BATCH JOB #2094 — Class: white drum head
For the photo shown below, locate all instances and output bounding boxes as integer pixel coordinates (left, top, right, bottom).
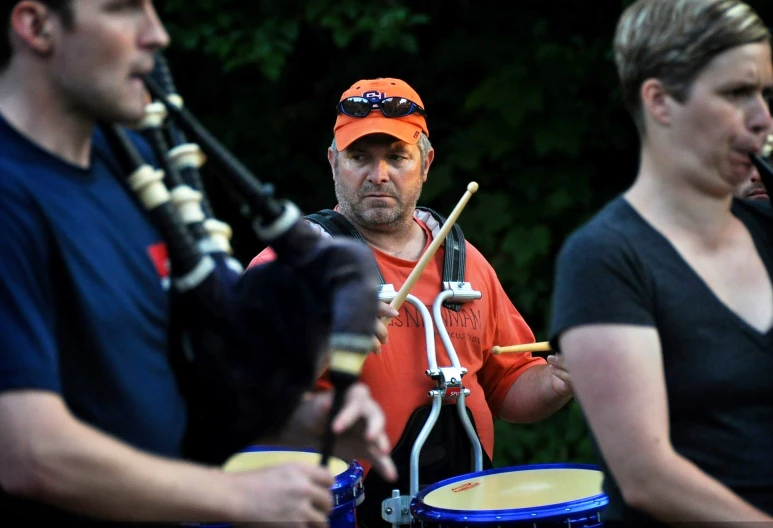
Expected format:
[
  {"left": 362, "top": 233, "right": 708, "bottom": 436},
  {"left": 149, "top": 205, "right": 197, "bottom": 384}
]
[
  {"left": 223, "top": 449, "right": 349, "bottom": 477},
  {"left": 422, "top": 467, "right": 604, "bottom": 511}
]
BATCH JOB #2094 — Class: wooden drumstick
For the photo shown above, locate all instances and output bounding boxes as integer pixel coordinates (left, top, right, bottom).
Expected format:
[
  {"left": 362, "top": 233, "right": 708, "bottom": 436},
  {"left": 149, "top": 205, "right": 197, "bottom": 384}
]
[
  {"left": 492, "top": 341, "right": 552, "bottom": 355},
  {"left": 385, "top": 181, "right": 479, "bottom": 319}
]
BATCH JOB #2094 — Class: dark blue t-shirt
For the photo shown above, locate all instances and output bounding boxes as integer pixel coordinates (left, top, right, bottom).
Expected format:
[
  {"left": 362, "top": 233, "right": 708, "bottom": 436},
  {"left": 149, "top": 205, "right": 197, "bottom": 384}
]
[
  {"left": 550, "top": 196, "right": 773, "bottom": 522},
  {"left": 0, "top": 116, "right": 187, "bottom": 468}
]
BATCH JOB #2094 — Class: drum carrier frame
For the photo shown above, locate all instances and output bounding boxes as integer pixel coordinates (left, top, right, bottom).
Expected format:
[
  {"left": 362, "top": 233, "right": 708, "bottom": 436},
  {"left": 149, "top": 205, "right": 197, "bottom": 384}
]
[{"left": 377, "top": 281, "right": 485, "bottom": 527}]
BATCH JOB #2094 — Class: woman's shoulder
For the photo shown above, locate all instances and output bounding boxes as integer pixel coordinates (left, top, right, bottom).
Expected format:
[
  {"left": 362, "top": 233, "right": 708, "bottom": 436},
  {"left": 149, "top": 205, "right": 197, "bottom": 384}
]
[{"left": 559, "top": 196, "right": 645, "bottom": 259}]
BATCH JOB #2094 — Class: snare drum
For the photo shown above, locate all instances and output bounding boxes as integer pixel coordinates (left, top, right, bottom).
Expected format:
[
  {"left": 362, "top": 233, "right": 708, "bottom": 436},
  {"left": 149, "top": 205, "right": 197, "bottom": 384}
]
[
  {"left": 226, "top": 447, "right": 364, "bottom": 528},
  {"left": 187, "top": 446, "right": 364, "bottom": 528},
  {"left": 411, "top": 463, "right": 608, "bottom": 527}
]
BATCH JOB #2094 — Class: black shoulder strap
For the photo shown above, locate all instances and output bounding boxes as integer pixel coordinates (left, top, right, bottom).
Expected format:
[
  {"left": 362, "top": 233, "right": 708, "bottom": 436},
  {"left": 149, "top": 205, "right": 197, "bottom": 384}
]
[
  {"left": 415, "top": 206, "right": 466, "bottom": 285},
  {"left": 415, "top": 206, "right": 466, "bottom": 311},
  {"left": 306, "top": 208, "right": 467, "bottom": 311},
  {"left": 306, "top": 210, "right": 387, "bottom": 285},
  {"left": 306, "top": 209, "right": 364, "bottom": 240}
]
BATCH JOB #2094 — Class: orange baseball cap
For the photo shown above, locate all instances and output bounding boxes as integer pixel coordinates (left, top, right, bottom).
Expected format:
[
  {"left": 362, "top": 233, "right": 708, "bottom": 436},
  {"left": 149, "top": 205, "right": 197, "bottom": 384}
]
[{"left": 333, "top": 78, "right": 429, "bottom": 151}]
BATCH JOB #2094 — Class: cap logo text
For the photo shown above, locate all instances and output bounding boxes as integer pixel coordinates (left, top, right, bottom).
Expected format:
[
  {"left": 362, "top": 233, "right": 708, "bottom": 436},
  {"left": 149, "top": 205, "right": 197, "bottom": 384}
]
[{"left": 362, "top": 90, "right": 385, "bottom": 102}]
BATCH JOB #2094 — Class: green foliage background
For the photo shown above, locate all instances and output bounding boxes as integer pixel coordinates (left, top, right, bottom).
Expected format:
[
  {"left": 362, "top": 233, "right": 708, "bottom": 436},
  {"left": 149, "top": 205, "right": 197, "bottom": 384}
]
[{"left": 158, "top": 0, "right": 773, "bottom": 469}]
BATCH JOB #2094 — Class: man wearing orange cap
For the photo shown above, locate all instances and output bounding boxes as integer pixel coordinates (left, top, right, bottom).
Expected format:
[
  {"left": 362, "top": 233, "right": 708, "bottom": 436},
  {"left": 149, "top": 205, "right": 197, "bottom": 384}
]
[{"left": 251, "top": 78, "right": 573, "bottom": 528}]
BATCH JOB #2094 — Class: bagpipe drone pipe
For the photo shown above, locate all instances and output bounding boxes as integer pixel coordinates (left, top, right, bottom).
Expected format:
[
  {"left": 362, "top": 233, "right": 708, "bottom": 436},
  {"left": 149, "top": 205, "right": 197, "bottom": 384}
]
[{"left": 100, "top": 54, "right": 379, "bottom": 465}]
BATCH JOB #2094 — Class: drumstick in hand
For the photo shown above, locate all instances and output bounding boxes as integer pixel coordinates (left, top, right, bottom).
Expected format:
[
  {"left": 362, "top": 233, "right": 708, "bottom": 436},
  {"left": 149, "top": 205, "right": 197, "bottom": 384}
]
[
  {"left": 492, "top": 341, "right": 552, "bottom": 355},
  {"left": 384, "top": 182, "right": 479, "bottom": 320}
]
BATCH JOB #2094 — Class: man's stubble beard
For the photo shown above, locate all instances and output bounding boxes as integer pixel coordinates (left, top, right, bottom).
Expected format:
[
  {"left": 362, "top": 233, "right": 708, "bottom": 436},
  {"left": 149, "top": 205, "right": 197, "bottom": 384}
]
[{"left": 333, "top": 170, "right": 423, "bottom": 233}]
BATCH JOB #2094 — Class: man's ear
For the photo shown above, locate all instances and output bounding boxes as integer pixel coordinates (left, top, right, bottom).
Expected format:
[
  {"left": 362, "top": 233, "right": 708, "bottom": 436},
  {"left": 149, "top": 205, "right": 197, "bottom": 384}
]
[
  {"left": 641, "top": 78, "right": 673, "bottom": 127},
  {"left": 9, "top": 1, "right": 57, "bottom": 56},
  {"left": 422, "top": 147, "right": 435, "bottom": 183},
  {"left": 327, "top": 147, "right": 337, "bottom": 180}
]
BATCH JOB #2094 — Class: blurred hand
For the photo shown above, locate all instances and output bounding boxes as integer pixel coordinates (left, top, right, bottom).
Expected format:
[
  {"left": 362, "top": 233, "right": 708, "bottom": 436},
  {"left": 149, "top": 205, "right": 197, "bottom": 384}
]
[
  {"left": 546, "top": 354, "right": 573, "bottom": 397},
  {"left": 372, "top": 302, "right": 398, "bottom": 354},
  {"left": 231, "top": 462, "right": 333, "bottom": 527},
  {"left": 282, "top": 383, "right": 397, "bottom": 483}
]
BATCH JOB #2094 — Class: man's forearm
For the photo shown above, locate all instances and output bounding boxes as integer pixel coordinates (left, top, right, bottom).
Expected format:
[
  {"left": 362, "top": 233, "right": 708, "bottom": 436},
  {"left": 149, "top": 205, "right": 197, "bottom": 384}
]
[
  {"left": 498, "top": 364, "right": 572, "bottom": 422},
  {"left": 36, "top": 429, "right": 238, "bottom": 521},
  {"left": 3, "top": 406, "right": 241, "bottom": 522}
]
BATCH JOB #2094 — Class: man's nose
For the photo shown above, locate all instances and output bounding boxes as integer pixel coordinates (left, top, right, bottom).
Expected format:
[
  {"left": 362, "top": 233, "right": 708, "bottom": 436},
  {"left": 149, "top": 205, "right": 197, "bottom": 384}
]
[
  {"left": 140, "top": 3, "right": 171, "bottom": 51},
  {"left": 368, "top": 159, "right": 390, "bottom": 184}
]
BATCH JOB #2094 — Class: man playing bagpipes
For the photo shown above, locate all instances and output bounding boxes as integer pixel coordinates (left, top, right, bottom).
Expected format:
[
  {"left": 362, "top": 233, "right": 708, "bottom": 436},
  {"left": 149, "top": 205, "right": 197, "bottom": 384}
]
[{"left": 0, "top": 0, "right": 395, "bottom": 525}]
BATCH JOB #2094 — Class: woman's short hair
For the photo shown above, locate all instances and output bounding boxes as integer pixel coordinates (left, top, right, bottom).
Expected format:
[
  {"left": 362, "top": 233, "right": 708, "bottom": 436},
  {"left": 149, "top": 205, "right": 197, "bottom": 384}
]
[{"left": 614, "top": 0, "right": 769, "bottom": 135}]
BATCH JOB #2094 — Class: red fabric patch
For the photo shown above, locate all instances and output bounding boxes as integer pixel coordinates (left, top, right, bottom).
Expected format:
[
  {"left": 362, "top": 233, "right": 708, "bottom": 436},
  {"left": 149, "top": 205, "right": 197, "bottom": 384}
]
[{"left": 147, "top": 242, "right": 170, "bottom": 279}]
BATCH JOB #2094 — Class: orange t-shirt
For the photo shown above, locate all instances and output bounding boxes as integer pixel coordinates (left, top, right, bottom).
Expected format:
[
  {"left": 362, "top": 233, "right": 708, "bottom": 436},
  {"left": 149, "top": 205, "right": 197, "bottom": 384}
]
[{"left": 250, "top": 217, "right": 543, "bottom": 475}]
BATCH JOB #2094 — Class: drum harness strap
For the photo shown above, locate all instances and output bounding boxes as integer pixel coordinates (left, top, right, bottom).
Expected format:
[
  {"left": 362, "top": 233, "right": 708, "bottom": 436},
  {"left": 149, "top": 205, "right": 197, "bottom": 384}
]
[{"left": 305, "top": 207, "right": 467, "bottom": 311}]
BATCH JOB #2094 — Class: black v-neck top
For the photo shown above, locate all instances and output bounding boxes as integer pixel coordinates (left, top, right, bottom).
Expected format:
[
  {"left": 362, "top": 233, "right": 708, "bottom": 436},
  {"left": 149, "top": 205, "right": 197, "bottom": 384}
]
[{"left": 550, "top": 196, "right": 773, "bottom": 522}]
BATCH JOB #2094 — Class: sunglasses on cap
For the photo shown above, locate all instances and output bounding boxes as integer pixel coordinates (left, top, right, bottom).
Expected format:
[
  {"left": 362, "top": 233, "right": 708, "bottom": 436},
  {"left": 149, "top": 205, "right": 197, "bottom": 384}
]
[{"left": 337, "top": 96, "right": 427, "bottom": 118}]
